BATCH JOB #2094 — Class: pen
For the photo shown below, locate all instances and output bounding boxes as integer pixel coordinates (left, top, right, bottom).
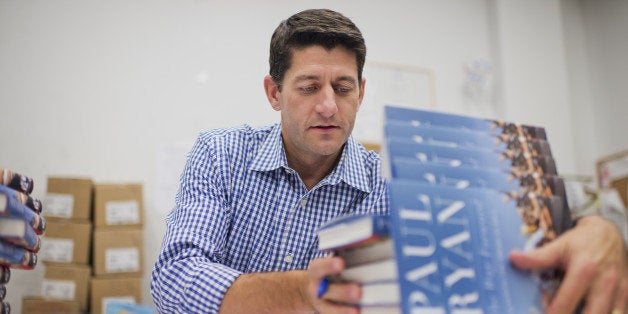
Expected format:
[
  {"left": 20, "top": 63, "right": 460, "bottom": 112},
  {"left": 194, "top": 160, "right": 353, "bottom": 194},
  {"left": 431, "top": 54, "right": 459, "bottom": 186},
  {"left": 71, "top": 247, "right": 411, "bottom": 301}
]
[{"left": 317, "top": 277, "right": 329, "bottom": 298}]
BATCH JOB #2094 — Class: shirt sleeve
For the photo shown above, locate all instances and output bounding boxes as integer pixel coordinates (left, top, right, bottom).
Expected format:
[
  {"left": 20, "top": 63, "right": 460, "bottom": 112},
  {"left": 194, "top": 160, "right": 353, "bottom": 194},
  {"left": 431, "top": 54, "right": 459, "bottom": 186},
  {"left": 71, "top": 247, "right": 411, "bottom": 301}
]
[{"left": 151, "top": 134, "right": 240, "bottom": 313}]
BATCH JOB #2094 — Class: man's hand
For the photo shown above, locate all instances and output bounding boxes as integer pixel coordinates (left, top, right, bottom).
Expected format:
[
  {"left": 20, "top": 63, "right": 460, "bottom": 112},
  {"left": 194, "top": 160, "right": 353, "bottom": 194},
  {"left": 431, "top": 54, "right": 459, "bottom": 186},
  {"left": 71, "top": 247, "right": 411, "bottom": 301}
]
[
  {"left": 307, "top": 256, "right": 362, "bottom": 314},
  {"left": 510, "top": 215, "right": 628, "bottom": 314}
]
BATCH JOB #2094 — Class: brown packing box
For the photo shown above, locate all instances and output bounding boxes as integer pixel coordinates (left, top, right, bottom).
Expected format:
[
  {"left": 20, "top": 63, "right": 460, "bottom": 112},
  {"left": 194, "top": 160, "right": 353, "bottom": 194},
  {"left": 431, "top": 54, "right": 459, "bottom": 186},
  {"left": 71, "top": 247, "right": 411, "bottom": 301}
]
[
  {"left": 93, "top": 227, "right": 143, "bottom": 277},
  {"left": 40, "top": 219, "right": 92, "bottom": 264},
  {"left": 45, "top": 177, "right": 93, "bottom": 220},
  {"left": 597, "top": 150, "right": 628, "bottom": 207},
  {"left": 90, "top": 276, "right": 142, "bottom": 314},
  {"left": 42, "top": 263, "right": 91, "bottom": 311},
  {"left": 93, "top": 183, "right": 144, "bottom": 228},
  {"left": 21, "top": 296, "right": 80, "bottom": 314}
]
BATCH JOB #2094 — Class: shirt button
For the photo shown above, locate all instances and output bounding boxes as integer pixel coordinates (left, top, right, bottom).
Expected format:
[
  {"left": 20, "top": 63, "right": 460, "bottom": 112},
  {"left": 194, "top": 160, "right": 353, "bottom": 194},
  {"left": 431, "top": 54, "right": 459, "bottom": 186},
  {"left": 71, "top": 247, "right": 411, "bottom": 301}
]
[
  {"left": 299, "top": 199, "right": 307, "bottom": 208},
  {"left": 284, "top": 253, "right": 293, "bottom": 263}
]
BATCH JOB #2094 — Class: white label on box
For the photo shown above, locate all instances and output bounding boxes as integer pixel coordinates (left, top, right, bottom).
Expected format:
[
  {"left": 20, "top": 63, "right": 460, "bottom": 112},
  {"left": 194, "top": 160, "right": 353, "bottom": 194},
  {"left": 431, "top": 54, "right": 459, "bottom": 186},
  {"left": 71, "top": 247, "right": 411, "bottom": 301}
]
[
  {"left": 105, "top": 247, "right": 140, "bottom": 273},
  {"left": 39, "top": 238, "right": 74, "bottom": 263},
  {"left": 44, "top": 193, "right": 74, "bottom": 218},
  {"left": 41, "top": 279, "right": 76, "bottom": 300},
  {"left": 105, "top": 200, "right": 140, "bottom": 225},
  {"left": 102, "top": 296, "right": 135, "bottom": 314}
]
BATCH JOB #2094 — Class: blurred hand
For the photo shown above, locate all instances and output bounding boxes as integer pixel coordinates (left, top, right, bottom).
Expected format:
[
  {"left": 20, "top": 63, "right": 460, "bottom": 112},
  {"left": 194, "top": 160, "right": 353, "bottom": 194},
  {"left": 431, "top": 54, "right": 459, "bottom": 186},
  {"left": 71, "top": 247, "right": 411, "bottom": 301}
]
[
  {"left": 510, "top": 215, "right": 628, "bottom": 314},
  {"left": 307, "top": 256, "right": 362, "bottom": 314},
  {"left": 0, "top": 169, "right": 43, "bottom": 269}
]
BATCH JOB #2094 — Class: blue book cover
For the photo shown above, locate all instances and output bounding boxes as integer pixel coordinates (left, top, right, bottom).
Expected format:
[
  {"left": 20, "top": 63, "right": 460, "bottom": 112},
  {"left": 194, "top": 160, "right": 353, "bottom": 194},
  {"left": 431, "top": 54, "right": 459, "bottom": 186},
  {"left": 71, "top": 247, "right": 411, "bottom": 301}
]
[
  {"left": 385, "top": 121, "right": 507, "bottom": 151},
  {"left": 317, "top": 214, "right": 390, "bottom": 250},
  {"left": 384, "top": 124, "right": 557, "bottom": 176},
  {"left": 385, "top": 137, "right": 513, "bottom": 172},
  {"left": 391, "top": 157, "right": 572, "bottom": 238},
  {"left": 384, "top": 105, "right": 547, "bottom": 141},
  {"left": 384, "top": 105, "right": 568, "bottom": 313},
  {"left": 390, "top": 180, "right": 554, "bottom": 314},
  {"left": 390, "top": 157, "right": 521, "bottom": 192}
]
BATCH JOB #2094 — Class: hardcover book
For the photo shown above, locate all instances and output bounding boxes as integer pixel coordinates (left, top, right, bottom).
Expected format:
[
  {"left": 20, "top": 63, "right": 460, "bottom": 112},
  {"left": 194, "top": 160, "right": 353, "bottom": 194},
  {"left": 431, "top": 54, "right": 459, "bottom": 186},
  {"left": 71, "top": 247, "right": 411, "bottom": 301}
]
[
  {"left": 317, "top": 214, "right": 390, "bottom": 251},
  {"left": 337, "top": 237, "right": 394, "bottom": 268},
  {"left": 384, "top": 105, "right": 568, "bottom": 314},
  {"left": 384, "top": 105, "right": 547, "bottom": 141},
  {"left": 359, "top": 280, "right": 400, "bottom": 306},
  {"left": 336, "top": 258, "right": 397, "bottom": 283}
]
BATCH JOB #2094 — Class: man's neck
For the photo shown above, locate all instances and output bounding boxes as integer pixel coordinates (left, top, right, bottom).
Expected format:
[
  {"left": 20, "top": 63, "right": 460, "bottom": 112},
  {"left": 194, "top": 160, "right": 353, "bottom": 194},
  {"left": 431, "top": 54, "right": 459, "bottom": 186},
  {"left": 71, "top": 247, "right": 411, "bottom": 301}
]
[{"left": 286, "top": 150, "right": 342, "bottom": 191}]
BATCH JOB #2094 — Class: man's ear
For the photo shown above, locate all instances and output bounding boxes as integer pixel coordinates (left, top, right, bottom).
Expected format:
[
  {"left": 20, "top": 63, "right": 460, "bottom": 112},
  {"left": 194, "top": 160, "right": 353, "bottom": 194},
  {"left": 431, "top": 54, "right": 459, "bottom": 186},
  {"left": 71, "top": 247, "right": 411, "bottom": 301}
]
[
  {"left": 264, "top": 75, "right": 281, "bottom": 111},
  {"left": 357, "top": 77, "right": 366, "bottom": 110}
]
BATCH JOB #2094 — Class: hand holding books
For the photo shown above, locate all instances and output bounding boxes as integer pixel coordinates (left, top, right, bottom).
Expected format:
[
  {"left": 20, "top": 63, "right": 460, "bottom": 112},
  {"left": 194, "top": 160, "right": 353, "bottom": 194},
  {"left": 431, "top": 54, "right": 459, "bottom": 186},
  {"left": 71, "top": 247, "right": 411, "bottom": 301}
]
[
  {"left": 1, "top": 168, "right": 45, "bottom": 270},
  {"left": 0, "top": 168, "right": 45, "bottom": 314},
  {"left": 314, "top": 214, "right": 399, "bottom": 313}
]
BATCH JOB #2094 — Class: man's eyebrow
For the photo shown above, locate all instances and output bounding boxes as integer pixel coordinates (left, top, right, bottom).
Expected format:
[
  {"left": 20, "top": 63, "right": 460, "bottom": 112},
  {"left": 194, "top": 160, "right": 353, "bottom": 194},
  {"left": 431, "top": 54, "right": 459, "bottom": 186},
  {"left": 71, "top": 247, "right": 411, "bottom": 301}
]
[
  {"left": 292, "top": 75, "right": 357, "bottom": 85},
  {"left": 294, "top": 75, "right": 320, "bottom": 82},
  {"left": 335, "top": 76, "right": 357, "bottom": 86}
]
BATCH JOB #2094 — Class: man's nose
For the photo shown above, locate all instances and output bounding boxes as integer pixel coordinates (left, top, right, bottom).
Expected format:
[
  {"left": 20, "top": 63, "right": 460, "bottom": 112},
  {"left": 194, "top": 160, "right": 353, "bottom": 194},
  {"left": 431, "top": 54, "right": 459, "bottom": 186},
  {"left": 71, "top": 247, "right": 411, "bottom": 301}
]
[{"left": 316, "top": 85, "right": 338, "bottom": 118}]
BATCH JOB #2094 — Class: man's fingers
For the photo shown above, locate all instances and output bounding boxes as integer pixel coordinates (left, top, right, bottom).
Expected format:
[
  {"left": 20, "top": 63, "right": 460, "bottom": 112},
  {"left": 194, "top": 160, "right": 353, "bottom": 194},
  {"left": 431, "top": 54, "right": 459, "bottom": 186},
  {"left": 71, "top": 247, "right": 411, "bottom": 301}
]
[
  {"left": 509, "top": 236, "right": 565, "bottom": 270},
  {"left": 612, "top": 273, "right": 628, "bottom": 314},
  {"left": 308, "top": 256, "right": 343, "bottom": 279},
  {"left": 580, "top": 265, "right": 618, "bottom": 314},
  {"left": 544, "top": 258, "right": 591, "bottom": 314},
  {"left": 320, "top": 281, "right": 361, "bottom": 304}
]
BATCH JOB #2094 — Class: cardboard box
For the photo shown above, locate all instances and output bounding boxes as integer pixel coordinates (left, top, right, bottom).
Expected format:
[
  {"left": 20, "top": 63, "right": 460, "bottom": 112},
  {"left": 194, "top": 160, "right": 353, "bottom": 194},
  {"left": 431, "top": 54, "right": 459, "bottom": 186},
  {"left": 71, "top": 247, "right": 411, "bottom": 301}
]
[
  {"left": 45, "top": 177, "right": 93, "bottom": 220},
  {"left": 41, "top": 263, "right": 92, "bottom": 311},
  {"left": 597, "top": 150, "right": 628, "bottom": 207},
  {"left": 93, "top": 183, "right": 144, "bottom": 228},
  {"left": 93, "top": 228, "right": 143, "bottom": 277},
  {"left": 40, "top": 219, "right": 92, "bottom": 264},
  {"left": 21, "top": 296, "right": 80, "bottom": 314},
  {"left": 90, "top": 276, "right": 142, "bottom": 314}
]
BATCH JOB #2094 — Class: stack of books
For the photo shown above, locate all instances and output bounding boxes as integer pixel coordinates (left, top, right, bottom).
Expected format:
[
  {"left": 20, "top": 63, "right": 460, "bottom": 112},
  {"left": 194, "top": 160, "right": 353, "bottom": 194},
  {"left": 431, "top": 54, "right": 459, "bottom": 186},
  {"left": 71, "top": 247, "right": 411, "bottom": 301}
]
[
  {"left": 316, "top": 214, "right": 400, "bottom": 313},
  {"left": 383, "top": 105, "right": 571, "bottom": 313},
  {"left": 316, "top": 106, "right": 571, "bottom": 313}
]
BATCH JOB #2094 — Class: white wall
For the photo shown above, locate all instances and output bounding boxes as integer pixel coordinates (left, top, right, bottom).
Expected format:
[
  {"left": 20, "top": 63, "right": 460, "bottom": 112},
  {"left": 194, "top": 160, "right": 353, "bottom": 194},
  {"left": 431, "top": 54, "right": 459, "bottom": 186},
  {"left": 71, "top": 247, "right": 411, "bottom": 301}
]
[
  {"left": 0, "top": 0, "right": 625, "bottom": 312},
  {"left": 0, "top": 1, "right": 494, "bottom": 312},
  {"left": 580, "top": 0, "right": 628, "bottom": 160}
]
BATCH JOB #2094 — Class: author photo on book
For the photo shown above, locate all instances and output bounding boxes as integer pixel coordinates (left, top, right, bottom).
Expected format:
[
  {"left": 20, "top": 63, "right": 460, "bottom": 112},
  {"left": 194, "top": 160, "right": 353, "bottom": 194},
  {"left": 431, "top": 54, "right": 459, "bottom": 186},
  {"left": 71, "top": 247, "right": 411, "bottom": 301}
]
[{"left": 150, "top": 8, "right": 628, "bottom": 314}]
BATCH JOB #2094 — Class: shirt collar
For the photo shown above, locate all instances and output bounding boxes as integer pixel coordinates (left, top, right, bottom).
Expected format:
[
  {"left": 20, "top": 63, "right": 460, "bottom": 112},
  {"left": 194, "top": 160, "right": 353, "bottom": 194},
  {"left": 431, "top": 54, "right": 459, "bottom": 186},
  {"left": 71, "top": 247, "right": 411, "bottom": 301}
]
[{"left": 249, "top": 123, "right": 372, "bottom": 193}]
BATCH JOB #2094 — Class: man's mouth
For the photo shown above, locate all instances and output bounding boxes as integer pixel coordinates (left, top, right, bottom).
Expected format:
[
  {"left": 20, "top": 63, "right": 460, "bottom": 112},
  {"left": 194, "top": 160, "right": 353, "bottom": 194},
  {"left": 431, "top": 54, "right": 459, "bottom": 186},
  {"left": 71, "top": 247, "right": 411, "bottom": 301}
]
[{"left": 315, "top": 125, "right": 337, "bottom": 129}]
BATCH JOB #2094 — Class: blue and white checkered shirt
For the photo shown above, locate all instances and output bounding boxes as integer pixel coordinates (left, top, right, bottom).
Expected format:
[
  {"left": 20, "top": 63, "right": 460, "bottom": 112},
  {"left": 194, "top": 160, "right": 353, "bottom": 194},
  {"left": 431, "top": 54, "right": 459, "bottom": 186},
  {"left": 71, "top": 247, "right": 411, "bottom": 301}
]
[{"left": 151, "top": 123, "right": 389, "bottom": 313}]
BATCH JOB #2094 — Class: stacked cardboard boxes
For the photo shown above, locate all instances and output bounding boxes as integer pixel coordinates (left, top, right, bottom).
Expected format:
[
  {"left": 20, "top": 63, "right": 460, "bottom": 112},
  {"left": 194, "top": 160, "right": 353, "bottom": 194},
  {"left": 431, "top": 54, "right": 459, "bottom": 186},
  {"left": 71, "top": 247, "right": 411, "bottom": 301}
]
[
  {"left": 23, "top": 179, "right": 146, "bottom": 313},
  {"left": 91, "top": 183, "right": 144, "bottom": 314},
  {"left": 33, "top": 177, "right": 94, "bottom": 312}
]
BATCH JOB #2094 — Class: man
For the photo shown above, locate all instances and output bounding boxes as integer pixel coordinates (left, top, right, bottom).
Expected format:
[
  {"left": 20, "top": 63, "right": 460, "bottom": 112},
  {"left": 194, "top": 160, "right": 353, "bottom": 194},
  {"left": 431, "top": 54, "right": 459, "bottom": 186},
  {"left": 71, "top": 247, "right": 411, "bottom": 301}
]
[{"left": 151, "top": 8, "right": 627, "bottom": 314}]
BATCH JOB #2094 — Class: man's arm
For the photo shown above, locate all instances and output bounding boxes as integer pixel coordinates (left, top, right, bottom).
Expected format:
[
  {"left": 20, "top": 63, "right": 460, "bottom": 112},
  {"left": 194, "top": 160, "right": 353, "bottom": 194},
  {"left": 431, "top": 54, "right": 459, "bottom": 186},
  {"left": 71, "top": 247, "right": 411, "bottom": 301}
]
[
  {"left": 151, "top": 135, "right": 239, "bottom": 313},
  {"left": 510, "top": 215, "right": 628, "bottom": 313},
  {"left": 219, "top": 257, "right": 364, "bottom": 314},
  {"left": 219, "top": 270, "right": 312, "bottom": 313}
]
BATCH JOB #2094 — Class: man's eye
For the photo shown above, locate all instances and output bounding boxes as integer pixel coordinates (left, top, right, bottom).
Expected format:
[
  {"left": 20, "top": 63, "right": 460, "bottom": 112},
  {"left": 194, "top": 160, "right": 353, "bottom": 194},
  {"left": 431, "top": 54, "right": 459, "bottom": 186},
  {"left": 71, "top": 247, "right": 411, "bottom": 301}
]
[
  {"left": 301, "top": 86, "right": 318, "bottom": 93},
  {"left": 335, "top": 86, "right": 352, "bottom": 94}
]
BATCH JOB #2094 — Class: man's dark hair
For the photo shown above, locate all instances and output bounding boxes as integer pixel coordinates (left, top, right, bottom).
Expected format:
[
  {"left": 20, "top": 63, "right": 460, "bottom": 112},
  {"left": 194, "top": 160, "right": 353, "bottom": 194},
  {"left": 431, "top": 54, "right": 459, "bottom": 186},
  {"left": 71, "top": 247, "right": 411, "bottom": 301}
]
[{"left": 269, "top": 9, "right": 367, "bottom": 90}]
